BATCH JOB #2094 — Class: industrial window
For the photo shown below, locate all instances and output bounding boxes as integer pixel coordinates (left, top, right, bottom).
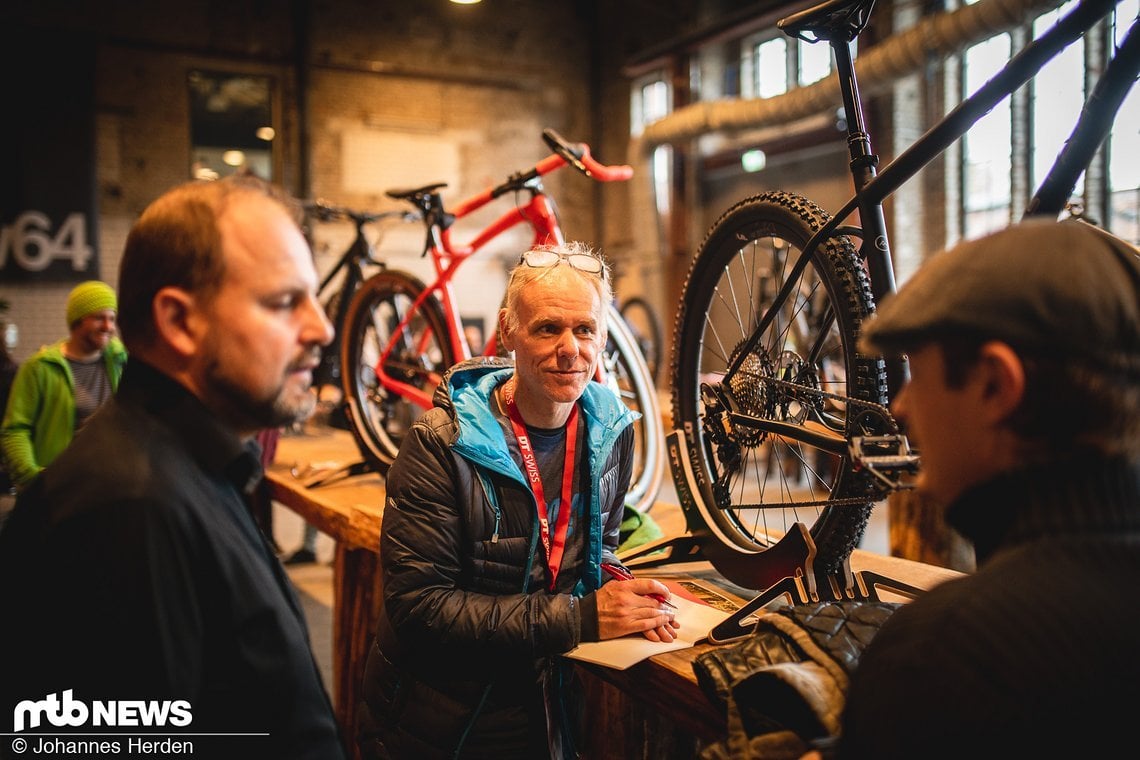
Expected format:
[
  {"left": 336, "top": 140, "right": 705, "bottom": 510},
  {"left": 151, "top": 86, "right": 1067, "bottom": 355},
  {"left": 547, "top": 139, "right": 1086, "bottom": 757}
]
[
  {"left": 958, "top": 0, "right": 1138, "bottom": 244},
  {"left": 1031, "top": 2, "right": 1085, "bottom": 204},
  {"left": 960, "top": 33, "right": 1012, "bottom": 240},
  {"left": 630, "top": 72, "right": 673, "bottom": 217},
  {"left": 188, "top": 70, "right": 275, "bottom": 181},
  {"left": 740, "top": 30, "right": 836, "bottom": 101},
  {"left": 1109, "top": 0, "right": 1140, "bottom": 243}
]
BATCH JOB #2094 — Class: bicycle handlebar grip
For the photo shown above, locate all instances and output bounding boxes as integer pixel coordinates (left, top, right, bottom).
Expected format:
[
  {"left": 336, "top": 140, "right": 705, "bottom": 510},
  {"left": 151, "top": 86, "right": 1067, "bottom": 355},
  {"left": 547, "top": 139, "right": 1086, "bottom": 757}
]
[
  {"left": 582, "top": 155, "right": 634, "bottom": 182},
  {"left": 542, "top": 127, "right": 632, "bottom": 182}
]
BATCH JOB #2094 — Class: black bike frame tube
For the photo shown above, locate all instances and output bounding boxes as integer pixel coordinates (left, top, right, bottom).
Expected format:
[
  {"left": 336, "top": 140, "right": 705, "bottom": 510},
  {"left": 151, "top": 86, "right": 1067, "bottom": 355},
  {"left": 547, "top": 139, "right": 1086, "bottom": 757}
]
[
  {"left": 342, "top": 236, "right": 370, "bottom": 319},
  {"left": 833, "top": 37, "right": 897, "bottom": 302},
  {"left": 728, "top": 0, "right": 1117, "bottom": 391},
  {"left": 1025, "top": 15, "right": 1140, "bottom": 217},
  {"left": 834, "top": 33, "right": 903, "bottom": 396},
  {"left": 317, "top": 241, "right": 351, "bottom": 294},
  {"left": 857, "top": 0, "right": 1119, "bottom": 211},
  {"left": 322, "top": 228, "right": 371, "bottom": 357}
]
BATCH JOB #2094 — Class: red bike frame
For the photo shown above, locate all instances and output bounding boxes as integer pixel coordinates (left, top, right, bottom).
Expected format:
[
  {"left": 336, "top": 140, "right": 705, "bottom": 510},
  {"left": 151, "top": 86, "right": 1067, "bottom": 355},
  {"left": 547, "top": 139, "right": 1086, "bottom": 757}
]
[{"left": 376, "top": 138, "right": 632, "bottom": 409}]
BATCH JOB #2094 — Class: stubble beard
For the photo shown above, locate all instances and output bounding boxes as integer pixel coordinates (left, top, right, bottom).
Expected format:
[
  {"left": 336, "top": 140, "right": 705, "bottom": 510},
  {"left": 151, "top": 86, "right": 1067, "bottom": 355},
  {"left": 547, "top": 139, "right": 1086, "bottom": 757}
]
[{"left": 206, "top": 360, "right": 317, "bottom": 431}]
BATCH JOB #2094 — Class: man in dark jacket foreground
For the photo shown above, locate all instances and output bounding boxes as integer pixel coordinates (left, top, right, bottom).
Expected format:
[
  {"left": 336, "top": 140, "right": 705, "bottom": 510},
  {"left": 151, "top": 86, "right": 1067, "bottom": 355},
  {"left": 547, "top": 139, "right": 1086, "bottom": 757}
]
[
  {"left": 0, "top": 176, "right": 347, "bottom": 758},
  {"left": 829, "top": 219, "right": 1140, "bottom": 758},
  {"left": 358, "top": 242, "right": 678, "bottom": 759}
]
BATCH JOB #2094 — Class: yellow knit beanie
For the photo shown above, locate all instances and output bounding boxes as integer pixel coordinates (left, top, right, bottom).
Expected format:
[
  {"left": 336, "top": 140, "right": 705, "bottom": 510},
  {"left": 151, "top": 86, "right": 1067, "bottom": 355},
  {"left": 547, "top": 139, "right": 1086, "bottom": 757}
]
[{"left": 66, "top": 280, "right": 118, "bottom": 327}]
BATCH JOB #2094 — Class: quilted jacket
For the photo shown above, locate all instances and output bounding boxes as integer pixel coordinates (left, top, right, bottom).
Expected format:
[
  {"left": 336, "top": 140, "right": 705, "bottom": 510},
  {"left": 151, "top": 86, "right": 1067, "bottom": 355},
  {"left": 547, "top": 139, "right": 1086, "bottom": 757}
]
[{"left": 357, "top": 357, "right": 636, "bottom": 759}]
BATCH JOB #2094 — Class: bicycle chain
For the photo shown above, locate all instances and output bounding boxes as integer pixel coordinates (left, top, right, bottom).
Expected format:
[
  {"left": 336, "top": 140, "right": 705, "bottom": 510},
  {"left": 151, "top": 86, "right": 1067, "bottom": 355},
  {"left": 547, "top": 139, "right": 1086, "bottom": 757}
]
[
  {"left": 707, "top": 369, "right": 898, "bottom": 511},
  {"left": 741, "top": 369, "right": 898, "bottom": 436}
]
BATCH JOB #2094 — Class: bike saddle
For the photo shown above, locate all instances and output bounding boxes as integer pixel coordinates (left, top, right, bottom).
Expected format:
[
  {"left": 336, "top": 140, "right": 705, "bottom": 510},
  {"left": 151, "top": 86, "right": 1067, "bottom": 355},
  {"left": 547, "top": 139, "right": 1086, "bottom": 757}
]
[
  {"left": 778, "top": 0, "right": 876, "bottom": 44},
  {"left": 386, "top": 183, "right": 447, "bottom": 201}
]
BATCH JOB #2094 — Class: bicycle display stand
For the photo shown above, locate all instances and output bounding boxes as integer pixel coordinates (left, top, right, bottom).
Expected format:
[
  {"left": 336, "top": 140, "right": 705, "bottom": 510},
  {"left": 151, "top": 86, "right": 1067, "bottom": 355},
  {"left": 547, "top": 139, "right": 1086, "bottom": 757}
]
[
  {"left": 621, "top": 430, "right": 924, "bottom": 644},
  {"left": 623, "top": 521, "right": 926, "bottom": 645},
  {"left": 702, "top": 524, "right": 926, "bottom": 644},
  {"left": 663, "top": 0, "right": 1136, "bottom": 643}
]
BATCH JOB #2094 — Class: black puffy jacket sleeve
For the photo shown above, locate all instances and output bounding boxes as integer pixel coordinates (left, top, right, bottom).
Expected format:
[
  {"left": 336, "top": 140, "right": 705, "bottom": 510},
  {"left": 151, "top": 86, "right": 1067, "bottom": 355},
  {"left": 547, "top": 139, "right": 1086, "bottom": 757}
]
[{"left": 380, "top": 411, "right": 583, "bottom": 669}]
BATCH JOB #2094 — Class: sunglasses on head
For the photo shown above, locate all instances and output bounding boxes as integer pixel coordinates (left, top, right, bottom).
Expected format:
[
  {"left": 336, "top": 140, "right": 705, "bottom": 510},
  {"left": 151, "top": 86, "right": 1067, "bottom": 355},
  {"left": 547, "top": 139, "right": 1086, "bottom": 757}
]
[{"left": 519, "top": 248, "right": 606, "bottom": 277}]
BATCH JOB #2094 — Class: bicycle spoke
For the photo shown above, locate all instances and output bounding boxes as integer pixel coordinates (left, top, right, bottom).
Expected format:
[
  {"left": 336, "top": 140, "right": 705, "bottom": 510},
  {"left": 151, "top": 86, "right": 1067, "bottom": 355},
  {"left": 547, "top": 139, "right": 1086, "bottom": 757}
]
[{"left": 342, "top": 272, "right": 455, "bottom": 474}]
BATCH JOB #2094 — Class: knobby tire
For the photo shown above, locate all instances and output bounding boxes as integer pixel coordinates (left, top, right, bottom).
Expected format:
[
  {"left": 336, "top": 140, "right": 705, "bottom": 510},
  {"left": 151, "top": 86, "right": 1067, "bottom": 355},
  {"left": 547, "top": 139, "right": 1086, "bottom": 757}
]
[{"left": 670, "top": 191, "right": 888, "bottom": 577}]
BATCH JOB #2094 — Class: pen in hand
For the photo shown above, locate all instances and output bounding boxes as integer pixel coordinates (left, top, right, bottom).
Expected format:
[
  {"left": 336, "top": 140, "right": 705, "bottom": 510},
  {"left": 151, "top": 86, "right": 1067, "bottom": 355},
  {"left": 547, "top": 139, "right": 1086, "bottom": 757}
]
[{"left": 601, "top": 563, "right": 677, "bottom": 610}]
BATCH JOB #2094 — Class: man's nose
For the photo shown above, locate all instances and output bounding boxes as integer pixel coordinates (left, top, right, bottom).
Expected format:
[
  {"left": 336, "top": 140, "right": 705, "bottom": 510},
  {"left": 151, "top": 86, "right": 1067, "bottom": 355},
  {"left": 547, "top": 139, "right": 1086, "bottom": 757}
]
[
  {"left": 308, "top": 296, "right": 335, "bottom": 347},
  {"left": 556, "top": 331, "right": 580, "bottom": 358}
]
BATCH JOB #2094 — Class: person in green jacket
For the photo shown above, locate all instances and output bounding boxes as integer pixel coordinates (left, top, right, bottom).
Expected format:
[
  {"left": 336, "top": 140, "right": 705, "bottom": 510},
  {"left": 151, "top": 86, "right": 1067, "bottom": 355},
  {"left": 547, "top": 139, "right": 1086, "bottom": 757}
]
[{"left": 0, "top": 280, "right": 127, "bottom": 490}]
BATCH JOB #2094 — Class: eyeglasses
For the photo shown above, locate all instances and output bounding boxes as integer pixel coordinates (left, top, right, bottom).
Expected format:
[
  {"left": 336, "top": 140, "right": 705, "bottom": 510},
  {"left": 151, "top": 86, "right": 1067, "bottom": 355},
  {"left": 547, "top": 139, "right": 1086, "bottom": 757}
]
[{"left": 519, "top": 249, "right": 606, "bottom": 277}]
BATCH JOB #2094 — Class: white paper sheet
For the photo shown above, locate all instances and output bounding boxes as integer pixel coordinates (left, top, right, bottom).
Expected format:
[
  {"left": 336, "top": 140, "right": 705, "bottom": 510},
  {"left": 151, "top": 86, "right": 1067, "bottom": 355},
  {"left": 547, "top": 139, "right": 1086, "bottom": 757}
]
[{"left": 562, "top": 595, "right": 732, "bottom": 670}]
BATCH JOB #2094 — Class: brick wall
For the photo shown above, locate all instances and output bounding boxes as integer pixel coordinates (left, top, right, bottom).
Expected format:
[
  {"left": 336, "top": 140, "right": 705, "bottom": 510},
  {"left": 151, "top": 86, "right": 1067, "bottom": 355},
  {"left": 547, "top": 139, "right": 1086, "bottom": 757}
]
[{"left": 1, "top": 0, "right": 618, "bottom": 362}]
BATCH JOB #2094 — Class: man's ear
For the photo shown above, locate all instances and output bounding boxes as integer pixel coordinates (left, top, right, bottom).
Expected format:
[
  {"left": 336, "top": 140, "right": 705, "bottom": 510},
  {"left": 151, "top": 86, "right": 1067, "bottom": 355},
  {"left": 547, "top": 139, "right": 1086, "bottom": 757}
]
[
  {"left": 497, "top": 308, "right": 513, "bottom": 353},
  {"left": 975, "top": 340, "right": 1026, "bottom": 424},
  {"left": 152, "top": 286, "right": 201, "bottom": 358}
]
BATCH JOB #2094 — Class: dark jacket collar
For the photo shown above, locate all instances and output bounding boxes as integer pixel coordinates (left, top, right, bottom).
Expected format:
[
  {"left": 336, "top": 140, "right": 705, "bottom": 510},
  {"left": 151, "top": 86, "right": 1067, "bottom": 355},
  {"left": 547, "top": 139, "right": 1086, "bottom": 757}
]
[
  {"left": 946, "top": 452, "right": 1140, "bottom": 564},
  {"left": 116, "top": 358, "right": 262, "bottom": 495}
]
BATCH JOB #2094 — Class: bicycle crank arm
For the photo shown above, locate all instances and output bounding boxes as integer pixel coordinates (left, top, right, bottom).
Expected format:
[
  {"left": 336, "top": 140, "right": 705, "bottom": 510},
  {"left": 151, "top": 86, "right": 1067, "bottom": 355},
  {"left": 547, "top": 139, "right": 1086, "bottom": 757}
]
[{"left": 727, "top": 411, "right": 848, "bottom": 456}]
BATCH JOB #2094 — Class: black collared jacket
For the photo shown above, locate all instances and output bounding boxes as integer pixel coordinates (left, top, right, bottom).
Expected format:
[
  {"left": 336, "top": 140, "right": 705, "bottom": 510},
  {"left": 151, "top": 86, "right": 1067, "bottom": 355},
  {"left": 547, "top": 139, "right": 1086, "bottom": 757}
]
[{"left": 0, "top": 359, "right": 346, "bottom": 759}]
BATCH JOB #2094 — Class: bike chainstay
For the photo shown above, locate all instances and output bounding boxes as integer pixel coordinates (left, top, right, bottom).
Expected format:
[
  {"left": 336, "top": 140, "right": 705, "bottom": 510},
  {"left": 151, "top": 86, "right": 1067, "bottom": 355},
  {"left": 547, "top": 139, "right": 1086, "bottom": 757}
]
[{"left": 703, "top": 370, "right": 898, "bottom": 510}]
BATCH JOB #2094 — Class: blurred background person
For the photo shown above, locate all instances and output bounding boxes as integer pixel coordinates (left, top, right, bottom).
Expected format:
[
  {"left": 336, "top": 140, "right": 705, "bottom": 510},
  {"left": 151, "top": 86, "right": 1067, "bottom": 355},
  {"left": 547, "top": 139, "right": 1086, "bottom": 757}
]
[{"left": 0, "top": 280, "right": 125, "bottom": 491}]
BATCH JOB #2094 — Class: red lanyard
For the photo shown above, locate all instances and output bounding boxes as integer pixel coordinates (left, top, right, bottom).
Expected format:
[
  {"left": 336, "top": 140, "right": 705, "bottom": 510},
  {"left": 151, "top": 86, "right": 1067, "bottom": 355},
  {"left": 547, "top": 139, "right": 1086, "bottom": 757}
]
[{"left": 503, "top": 382, "right": 579, "bottom": 591}]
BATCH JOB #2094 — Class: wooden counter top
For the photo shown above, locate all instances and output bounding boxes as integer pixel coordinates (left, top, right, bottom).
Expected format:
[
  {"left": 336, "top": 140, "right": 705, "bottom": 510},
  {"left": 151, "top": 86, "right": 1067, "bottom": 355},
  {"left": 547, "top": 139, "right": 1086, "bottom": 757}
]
[{"left": 265, "top": 426, "right": 383, "bottom": 551}]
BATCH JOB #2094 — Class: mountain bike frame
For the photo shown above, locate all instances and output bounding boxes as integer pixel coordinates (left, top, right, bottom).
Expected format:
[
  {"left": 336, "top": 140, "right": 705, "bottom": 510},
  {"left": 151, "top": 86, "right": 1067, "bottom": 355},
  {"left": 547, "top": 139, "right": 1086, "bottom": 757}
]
[
  {"left": 640, "top": 0, "right": 1139, "bottom": 618},
  {"left": 375, "top": 128, "right": 633, "bottom": 410},
  {"left": 735, "top": 0, "right": 1138, "bottom": 473}
]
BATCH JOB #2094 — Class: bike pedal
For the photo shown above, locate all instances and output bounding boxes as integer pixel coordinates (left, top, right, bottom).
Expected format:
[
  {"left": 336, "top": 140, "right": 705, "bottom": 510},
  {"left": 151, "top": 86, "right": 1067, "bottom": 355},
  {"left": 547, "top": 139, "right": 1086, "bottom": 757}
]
[{"left": 850, "top": 435, "right": 920, "bottom": 491}]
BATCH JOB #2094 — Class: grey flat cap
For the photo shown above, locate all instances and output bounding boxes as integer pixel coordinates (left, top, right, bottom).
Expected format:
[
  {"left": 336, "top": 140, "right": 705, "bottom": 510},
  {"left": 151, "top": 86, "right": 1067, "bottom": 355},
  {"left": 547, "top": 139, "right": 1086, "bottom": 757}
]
[{"left": 859, "top": 218, "right": 1140, "bottom": 376}]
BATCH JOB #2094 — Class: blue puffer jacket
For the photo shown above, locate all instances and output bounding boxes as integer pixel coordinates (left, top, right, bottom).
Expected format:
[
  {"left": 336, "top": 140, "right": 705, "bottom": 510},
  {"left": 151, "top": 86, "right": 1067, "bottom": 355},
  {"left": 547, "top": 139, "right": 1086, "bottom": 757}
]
[{"left": 358, "top": 357, "right": 636, "bottom": 760}]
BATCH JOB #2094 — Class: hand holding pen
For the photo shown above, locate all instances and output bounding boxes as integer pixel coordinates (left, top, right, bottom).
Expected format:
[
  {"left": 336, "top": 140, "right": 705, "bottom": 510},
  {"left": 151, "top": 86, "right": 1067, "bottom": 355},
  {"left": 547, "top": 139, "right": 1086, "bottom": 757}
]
[
  {"left": 601, "top": 563, "right": 676, "bottom": 609},
  {"left": 596, "top": 563, "right": 680, "bottom": 642}
]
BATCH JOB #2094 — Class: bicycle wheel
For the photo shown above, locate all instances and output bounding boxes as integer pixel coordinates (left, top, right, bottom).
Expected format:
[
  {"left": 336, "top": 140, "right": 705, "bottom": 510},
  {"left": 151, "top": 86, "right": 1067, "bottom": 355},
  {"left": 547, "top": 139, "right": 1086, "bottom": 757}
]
[
  {"left": 671, "top": 191, "right": 889, "bottom": 576},
  {"left": 602, "top": 302, "right": 665, "bottom": 515},
  {"left": 618, "top": 296, "right": 663, "bottom": 384},
  {"left": 341, "top": 270, "right": 456, "bottom": 474}
]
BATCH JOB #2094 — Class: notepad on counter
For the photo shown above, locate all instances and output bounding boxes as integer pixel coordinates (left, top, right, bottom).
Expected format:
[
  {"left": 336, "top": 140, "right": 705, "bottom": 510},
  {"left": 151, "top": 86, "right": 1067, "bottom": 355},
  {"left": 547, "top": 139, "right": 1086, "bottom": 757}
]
[{"left": 563, "top": 591, "right": 733, "bottom": 670}]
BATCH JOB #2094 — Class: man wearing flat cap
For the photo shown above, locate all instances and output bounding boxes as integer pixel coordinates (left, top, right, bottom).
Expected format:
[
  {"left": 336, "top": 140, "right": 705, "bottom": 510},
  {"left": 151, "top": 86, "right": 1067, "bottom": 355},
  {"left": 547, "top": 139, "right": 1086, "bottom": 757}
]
[
  {"left": 0, "top": 280, "right": 127, "bottom": 490},
  {"left": 829, "top": 218, "right": 1140, "bottom": 758}
]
